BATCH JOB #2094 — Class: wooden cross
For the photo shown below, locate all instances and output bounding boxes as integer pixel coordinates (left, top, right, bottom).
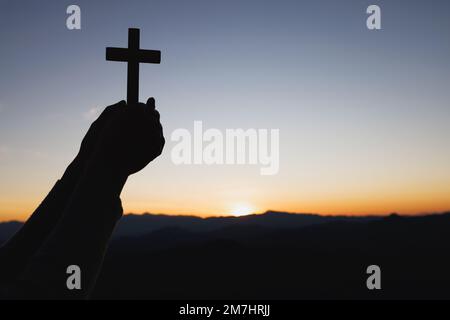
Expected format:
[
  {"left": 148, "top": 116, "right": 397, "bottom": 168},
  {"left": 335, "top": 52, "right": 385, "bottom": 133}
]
[{"left": 106, "top": 28, "right": 161, "bottom": 105}]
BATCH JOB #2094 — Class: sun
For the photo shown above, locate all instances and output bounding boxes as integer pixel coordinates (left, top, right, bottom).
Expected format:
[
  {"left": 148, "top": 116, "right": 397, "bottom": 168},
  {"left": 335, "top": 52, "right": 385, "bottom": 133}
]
[{"left": 230, "top": 204, "right": 255, "bottom": 217}]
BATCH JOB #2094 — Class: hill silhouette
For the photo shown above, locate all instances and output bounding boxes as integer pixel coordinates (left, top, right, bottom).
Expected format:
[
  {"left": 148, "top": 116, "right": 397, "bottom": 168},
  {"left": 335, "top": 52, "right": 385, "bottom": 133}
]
[
  {"left": 1, "top": 211, "right": 449, "bottom": 299},
  {"left": 113, "top": 210, "right": 378, "bottom": 237},
  {"left": 0, "top": 210, "right": 377, "bottom": 240}
]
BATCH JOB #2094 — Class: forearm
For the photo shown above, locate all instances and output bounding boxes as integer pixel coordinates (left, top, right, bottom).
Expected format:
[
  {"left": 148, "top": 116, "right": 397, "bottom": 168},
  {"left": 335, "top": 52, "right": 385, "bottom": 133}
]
[
  {"left": 17, "top": 168, "right": 126, "bottom": 299},
  {"left": 0, "top": 158, "right": 83, "bottom": 283}
]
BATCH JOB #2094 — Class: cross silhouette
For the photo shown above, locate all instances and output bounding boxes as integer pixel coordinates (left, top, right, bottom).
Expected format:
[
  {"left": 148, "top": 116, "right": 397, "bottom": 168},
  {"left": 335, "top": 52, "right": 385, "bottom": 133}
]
[{"left": 106, "top": 28, "right": 161, "bottom": 105}]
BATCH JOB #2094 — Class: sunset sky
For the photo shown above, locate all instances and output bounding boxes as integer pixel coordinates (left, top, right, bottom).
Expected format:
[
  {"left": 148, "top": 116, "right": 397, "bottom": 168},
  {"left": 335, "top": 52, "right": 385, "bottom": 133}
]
[{"left": 1, "top": 0, "right": 450, "bottom": 221}]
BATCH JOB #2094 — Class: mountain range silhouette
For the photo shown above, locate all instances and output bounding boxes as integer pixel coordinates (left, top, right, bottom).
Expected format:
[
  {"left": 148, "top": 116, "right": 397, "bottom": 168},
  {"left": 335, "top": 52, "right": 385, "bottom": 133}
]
[{"left": 1, "top": 211, "right": 449, "bottom": 299}]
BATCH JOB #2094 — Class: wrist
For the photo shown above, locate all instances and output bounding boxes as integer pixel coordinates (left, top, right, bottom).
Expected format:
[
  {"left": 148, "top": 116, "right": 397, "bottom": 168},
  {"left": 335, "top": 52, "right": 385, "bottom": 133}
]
[{"left": 82, "top": 161, "right": 128, "bottom": 197}]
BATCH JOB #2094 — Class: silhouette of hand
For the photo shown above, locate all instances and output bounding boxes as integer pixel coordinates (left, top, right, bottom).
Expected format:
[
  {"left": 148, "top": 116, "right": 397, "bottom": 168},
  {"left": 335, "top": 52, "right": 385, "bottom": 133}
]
[
  {"left": 77, "top": 100, "right": 126, "bottom": 166},
  {"left": 87, "top": 98, "right": 165, "bottom": 179},
  {"left": 63, "top": 101, "right": 126, "bottom": 183}
]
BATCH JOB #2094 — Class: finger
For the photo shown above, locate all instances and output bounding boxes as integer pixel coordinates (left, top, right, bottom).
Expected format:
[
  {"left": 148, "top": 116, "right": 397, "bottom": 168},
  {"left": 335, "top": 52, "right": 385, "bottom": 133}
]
[
  {"left": 97, "top": 100, "right": 126, "bottom": 122},
  {"left": 146, "top": 97, "right": 156, "bottom": 111},
  {"left": 105, "top": 100, "right": 126, "bottom": 113}
]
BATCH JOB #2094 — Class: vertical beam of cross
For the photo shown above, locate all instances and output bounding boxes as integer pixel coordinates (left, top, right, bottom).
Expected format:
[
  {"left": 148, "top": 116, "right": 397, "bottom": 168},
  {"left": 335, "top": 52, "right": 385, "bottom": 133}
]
[
  {"left": 106, "top": 28, "right": 161, "bottom": 105},
  {"left": 127, "top": 28, "right": 140, "bottom": 106}
]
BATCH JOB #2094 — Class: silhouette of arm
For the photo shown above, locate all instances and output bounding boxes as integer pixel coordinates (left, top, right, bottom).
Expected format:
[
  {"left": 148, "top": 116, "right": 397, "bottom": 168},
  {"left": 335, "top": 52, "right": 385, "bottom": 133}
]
[
  {"left": 15, "top": 167, "right": 127, "bottom": 299},
  {"left": 0, "top": 102, "right": 125, "bottom": 287},
  {"left": 0, "top": 160, "right": 81, "bottom": 284},
  {"left": 1, "top": 98, "right": 164, "bottom": 299}
]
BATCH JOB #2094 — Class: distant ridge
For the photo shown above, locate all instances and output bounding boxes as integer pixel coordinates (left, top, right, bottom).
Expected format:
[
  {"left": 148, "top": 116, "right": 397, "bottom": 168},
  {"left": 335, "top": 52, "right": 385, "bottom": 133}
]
[
  {"left": 113, "top": 210, "right": 380, "bottom": 237},
  {"left": 97, "top": 210, "right": 450, "bottom": 299},
  {"left": 2, "top": 211, "right": 450, "bottom": 298},
  {"left": 2, "top": 210, "right": 449, "bottom": 243}
]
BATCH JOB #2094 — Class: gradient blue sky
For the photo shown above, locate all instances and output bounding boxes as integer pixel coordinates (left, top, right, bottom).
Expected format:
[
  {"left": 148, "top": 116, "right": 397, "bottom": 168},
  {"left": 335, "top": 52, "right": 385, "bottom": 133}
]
[{"left": 1, "top": 0, "right": 450, "bottom": 220}]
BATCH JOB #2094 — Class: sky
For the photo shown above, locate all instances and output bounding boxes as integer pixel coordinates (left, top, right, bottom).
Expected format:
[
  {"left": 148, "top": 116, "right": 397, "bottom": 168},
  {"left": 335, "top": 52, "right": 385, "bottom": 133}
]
[{"left": 1, "top": 0, "right": 450, "bottom": 221}]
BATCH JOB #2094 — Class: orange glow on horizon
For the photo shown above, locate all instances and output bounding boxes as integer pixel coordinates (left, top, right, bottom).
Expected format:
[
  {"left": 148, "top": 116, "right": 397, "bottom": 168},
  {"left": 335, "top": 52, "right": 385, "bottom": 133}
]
[{"left": 1, "top": 196, "right": 450, "bottom": 222}]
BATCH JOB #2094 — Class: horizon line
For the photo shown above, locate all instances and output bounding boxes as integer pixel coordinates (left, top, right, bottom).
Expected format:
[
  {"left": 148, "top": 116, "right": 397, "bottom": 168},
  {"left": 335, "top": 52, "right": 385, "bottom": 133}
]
[{"left": 2, "top": 209, "right": 450, "bottom": 224}]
